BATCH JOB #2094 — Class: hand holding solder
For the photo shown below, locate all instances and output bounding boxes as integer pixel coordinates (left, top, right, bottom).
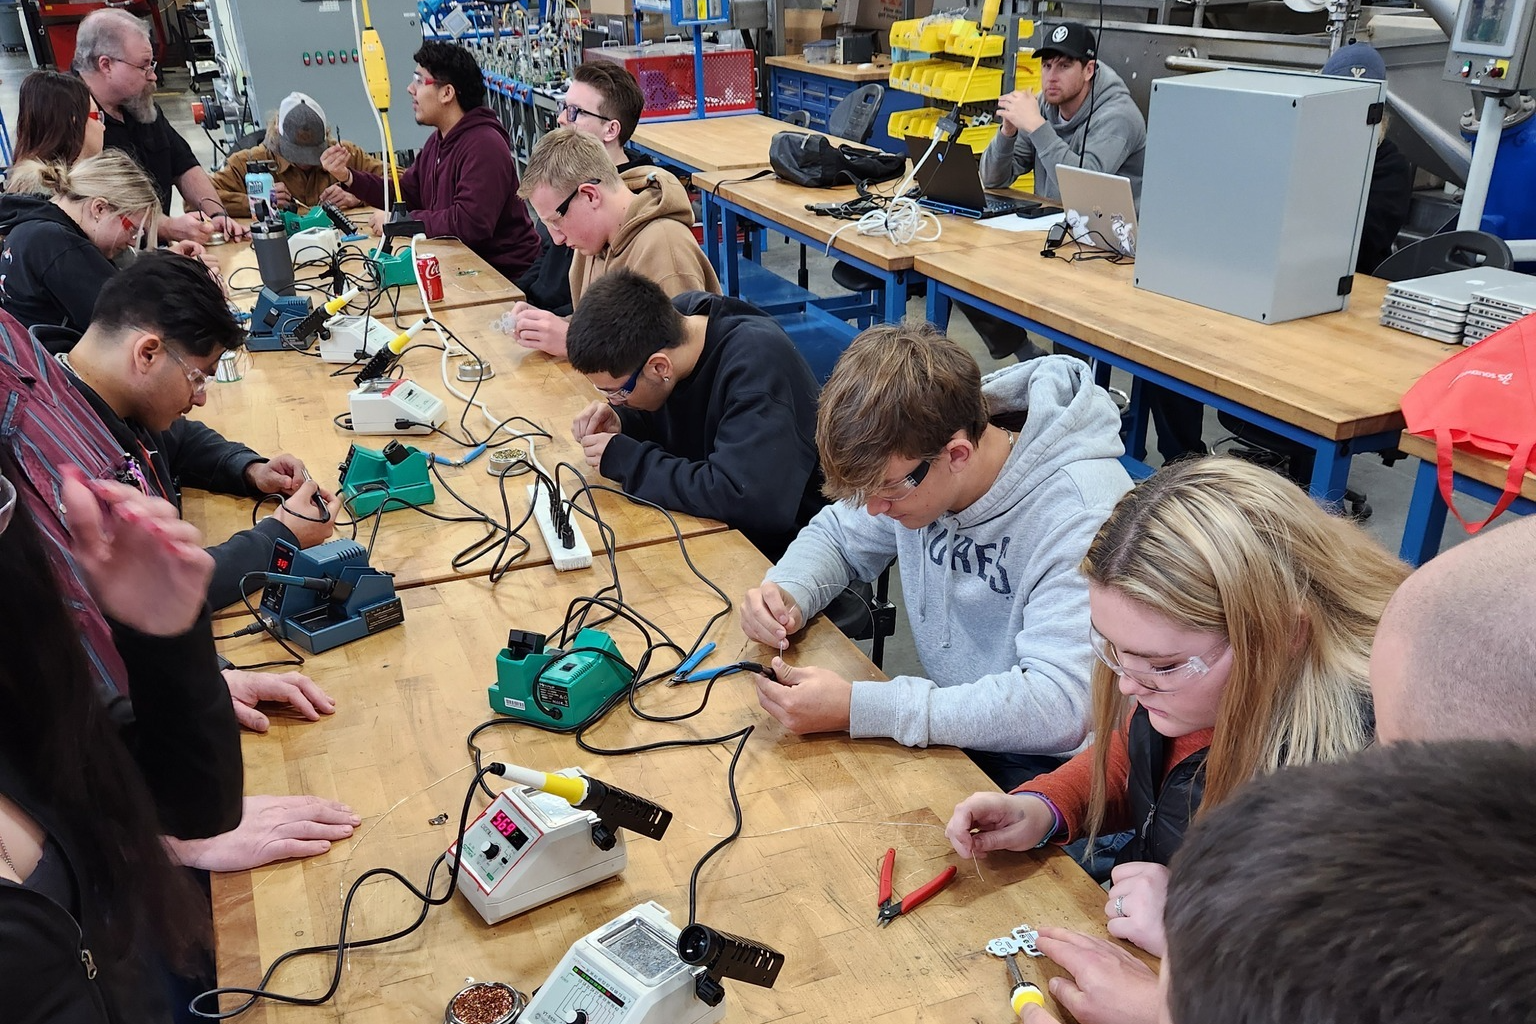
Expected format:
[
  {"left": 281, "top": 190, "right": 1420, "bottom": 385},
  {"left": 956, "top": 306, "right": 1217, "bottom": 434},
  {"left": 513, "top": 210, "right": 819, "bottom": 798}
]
[
  {"left": 245, "top": 453, "right": 310, "bottom": 496},
  {"left": 571, "top": 400, "right": 620, "bottom": 441},
  {"left": 741, "top": 581, "right": 804, "bottom": 646},
  {"left": 946, "top": 791, "right": 1056, "bottom": 858},
  {"left": 320, "top": 143, "right": 354, "bottom": 184}
]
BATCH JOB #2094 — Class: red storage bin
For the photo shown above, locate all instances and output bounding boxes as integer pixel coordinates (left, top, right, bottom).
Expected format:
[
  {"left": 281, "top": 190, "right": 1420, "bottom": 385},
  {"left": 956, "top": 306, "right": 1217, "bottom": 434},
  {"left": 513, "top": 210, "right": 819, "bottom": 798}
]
[{"left": 585, "top": 43, "right": 757, "bottom": 118}]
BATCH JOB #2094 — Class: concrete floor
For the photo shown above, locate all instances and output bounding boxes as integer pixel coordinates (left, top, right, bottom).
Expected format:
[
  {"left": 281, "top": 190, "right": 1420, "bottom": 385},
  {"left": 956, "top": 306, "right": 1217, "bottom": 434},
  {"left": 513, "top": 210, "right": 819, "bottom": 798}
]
[{"left": 0, "top": 52, "right": 1494, "bottom": 681}]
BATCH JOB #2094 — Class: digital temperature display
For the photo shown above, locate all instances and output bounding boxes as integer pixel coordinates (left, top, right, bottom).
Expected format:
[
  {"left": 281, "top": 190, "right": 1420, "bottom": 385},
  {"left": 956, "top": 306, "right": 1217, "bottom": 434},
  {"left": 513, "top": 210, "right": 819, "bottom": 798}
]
[
  {"left": 490, "top": 810, "right": 528, "bottom": 849},
  {"left": 272, "top": 551, "right": 292, "bottom": 573}
]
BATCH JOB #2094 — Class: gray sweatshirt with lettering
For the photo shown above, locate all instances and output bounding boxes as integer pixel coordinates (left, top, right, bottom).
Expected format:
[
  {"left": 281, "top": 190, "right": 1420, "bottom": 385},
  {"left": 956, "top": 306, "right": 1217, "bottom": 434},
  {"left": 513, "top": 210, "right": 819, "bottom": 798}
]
[
  {"left": 978, "top": 62, "right": 1147, "bottom": 202},
  {"left": 765, "top": 356, "right": 1132, "bottom": 755}
]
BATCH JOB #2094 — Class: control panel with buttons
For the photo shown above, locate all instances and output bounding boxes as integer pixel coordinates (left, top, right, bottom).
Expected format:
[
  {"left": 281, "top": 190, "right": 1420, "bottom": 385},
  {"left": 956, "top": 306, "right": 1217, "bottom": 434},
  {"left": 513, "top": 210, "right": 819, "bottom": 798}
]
[{"left": 1443, "top": 0, "right": 1536, "bottom": 90}]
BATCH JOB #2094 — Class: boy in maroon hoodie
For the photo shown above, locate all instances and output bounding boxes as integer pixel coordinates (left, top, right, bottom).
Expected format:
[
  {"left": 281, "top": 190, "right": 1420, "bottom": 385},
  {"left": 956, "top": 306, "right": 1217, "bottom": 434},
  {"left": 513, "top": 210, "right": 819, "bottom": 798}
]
[{"left": 321, "top": 41, "right": 540, "bottom": 282}]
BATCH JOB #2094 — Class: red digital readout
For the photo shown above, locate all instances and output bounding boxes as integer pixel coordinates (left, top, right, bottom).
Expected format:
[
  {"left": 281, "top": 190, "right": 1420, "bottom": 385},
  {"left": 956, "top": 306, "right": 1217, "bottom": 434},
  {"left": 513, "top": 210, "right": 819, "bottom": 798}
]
[{"left": 491, "top": 810, "right": 518, "bottom": 838}]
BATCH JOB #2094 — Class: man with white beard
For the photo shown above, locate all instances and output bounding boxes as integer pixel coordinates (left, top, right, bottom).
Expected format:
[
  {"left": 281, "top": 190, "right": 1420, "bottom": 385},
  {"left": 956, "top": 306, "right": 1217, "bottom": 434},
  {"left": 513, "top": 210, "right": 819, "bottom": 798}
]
[{"left": 73, "top": 9, "right": 249, "bottom": 245}]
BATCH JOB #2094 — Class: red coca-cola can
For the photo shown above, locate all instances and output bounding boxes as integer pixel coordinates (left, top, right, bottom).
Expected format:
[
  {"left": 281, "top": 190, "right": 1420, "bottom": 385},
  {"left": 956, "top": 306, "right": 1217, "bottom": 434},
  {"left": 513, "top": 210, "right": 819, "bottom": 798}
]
[{"left": 416, "top": 251, "right": 444, "bottom": 302}]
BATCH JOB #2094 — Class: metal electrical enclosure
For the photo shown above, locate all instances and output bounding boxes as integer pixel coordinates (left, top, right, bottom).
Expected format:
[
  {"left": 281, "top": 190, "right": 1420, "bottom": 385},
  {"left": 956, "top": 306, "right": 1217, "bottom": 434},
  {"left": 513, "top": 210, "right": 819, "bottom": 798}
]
[
  {"left": 1133, "top": 70, "right": 1384, "bottom": 325},
  {"left": 203, "top": 0, "right": 430, "bottom": 153}
]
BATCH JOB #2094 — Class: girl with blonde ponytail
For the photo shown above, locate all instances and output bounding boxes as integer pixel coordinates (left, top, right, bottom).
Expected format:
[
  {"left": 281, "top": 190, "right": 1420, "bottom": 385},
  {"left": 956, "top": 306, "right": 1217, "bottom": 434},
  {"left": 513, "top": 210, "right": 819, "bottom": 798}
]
[{"left": 0, "top": 150, "right": 205, "bottom": 338}]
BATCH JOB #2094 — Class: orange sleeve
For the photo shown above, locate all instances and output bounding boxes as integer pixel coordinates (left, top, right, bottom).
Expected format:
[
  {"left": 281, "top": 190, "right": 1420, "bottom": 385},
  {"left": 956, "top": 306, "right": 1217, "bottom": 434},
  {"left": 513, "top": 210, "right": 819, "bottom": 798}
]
[{"left": 1015, "top": 722, "right": 1134, "bottom": 843}]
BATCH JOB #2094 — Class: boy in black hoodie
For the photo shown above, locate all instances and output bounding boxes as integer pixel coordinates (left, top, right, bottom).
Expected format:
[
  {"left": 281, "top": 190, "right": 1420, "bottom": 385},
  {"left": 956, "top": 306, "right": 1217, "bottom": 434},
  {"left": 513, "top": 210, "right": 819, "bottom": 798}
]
[{"left": 567, "top": 269, "right": 824, "bottom": 560}]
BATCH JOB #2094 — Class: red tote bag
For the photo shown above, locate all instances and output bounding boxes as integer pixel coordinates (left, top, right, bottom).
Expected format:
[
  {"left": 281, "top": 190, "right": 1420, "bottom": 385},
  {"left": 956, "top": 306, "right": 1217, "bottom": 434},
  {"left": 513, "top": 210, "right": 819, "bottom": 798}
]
[{"left": 1401, "top": 314, "right": 1536, "bottom": 533}]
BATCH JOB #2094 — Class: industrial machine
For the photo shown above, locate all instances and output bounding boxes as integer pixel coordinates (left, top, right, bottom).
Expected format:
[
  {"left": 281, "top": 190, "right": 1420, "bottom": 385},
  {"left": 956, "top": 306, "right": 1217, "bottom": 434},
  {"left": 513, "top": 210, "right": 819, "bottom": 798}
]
[{"left": 198, "top": 0, "right": 430, "bottom": 154}]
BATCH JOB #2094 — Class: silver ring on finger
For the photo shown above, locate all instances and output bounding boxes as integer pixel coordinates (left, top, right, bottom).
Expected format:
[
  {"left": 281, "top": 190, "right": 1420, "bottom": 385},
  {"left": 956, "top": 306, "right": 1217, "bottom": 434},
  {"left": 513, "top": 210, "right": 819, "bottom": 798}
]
[{"left": 1114, "top": 895, "right": 1126, "bottom": 918}]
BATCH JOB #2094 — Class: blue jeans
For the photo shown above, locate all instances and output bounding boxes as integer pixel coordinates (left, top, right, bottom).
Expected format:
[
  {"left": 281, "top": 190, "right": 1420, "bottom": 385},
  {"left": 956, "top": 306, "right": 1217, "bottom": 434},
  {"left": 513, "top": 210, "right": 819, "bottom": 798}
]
[{"left": 963, "top": 748, "right": 1069, "bottom": 791}]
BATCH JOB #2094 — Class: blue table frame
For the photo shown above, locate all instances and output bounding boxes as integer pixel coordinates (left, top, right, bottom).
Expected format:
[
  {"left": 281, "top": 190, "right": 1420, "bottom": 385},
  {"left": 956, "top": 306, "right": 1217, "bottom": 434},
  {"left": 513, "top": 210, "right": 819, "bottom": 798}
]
[
  {"left": 1399, "top": 453, "right": 1536, "bottom": 565},
  {"left": 924, "top": 281, "right": 1401, "bottom": 503}
]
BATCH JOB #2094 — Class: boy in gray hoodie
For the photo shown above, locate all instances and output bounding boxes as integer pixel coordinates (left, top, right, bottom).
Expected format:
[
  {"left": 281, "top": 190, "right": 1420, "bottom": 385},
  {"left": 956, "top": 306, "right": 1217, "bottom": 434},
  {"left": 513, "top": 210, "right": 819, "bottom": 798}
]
[
  {"left": 978, "top": 22, "right": 1146, "bottom": 201},
  {"left": 742, "top": 322, "right": 1132, "bottom": 788}
]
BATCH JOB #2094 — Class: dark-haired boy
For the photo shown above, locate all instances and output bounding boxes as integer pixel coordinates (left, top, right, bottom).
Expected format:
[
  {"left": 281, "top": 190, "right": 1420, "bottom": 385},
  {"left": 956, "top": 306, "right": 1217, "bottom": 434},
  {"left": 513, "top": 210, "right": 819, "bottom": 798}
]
[
  {"left": 567, "top": 269, "right": 822, "bottom": 560},
  {"left": 321, "top": 41, "right": 540, "bottom": 281}
]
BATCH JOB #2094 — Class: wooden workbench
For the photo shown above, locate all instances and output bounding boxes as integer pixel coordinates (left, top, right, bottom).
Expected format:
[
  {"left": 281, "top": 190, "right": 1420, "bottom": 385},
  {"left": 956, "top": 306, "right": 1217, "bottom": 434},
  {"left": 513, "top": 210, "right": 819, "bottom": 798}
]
[
  {"left": 915, "top": 242, "right": 1453, "bottom": 445},
  {"left": 629, "top": 114, "right": 847, "bottom": 173},
  {"left": 182, "top": 301, "right": 725, "bottom": 603},
  {"left": 213, "top": 230, "right": 522, "bottom": 316},
  {"left": 765, "top": 53, "right": 893, "bottom": 82},
  {"left": 211, "top": 531, "right": 1130, "bottom": 1023}
]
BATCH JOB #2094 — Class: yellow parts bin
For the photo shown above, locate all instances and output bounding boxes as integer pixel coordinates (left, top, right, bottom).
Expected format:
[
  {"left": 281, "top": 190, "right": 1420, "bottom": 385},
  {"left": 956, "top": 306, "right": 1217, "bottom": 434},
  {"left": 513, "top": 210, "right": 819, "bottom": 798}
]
[{"left": 885, "top": 107, "right": 1001, "bottom": 153}]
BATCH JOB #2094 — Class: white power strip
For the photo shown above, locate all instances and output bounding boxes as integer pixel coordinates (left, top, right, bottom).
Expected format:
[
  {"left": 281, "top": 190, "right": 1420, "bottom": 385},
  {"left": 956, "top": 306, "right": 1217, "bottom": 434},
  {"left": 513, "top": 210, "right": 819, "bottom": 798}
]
[{"left": 527, "top": 481, "right": 592, "bottom": 571}]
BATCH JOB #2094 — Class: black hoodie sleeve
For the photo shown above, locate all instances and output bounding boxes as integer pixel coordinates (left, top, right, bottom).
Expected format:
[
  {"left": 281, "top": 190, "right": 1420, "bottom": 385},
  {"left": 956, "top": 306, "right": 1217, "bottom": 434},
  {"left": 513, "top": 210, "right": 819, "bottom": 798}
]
[
  {"left": 161, "top": 417, "right": 265, "bottom": 496},
  {"left": 206, "top": 518, "right": 297, "bottom": 611},
  {"left": 112, "top": 609, "right": 243, "bottom": 839}
]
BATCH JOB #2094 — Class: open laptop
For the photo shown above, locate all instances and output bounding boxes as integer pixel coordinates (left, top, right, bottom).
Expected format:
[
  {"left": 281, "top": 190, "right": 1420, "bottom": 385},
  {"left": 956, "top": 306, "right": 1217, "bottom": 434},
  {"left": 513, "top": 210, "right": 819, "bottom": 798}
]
[
  {"left": 1057, "top": 165, "right": 1138, "bottom": 258},
  {"left": 904, "top": 136, "right": 1041, "bottom": 220}
]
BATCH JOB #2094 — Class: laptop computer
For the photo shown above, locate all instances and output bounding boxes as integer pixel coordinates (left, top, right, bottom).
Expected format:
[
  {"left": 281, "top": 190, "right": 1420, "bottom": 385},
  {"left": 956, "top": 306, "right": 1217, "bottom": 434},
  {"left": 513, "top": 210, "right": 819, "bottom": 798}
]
[
  {"left": 1056, "top": 165, "right": 1138, "bottom": 258},
  {"left": 903, "top": 136, "right": 1041, "bottom": 220}
]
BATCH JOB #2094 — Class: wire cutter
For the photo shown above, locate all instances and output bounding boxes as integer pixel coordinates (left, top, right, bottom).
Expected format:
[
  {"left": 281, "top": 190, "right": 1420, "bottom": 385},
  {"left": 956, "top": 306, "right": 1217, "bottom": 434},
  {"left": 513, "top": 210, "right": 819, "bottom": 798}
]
[
  {"left": 670, "top": 642, "right": 717, "bottom": 683},
  {"left": 877, "top": 848, "right": 957, "bottom": 926}
]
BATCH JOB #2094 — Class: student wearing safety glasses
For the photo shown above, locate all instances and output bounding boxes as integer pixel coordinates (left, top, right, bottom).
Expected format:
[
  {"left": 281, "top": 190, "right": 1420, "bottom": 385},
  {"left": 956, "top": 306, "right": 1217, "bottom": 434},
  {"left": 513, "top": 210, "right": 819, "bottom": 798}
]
[{"left": 742, "top": 324, "right": 1132, "bottom": 789}]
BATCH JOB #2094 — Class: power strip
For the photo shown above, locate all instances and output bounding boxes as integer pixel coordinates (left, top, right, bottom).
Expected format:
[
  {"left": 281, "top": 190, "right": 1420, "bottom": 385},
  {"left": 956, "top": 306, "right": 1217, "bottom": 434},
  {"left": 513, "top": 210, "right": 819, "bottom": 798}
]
[{"left": 527, "top": 481, "right": 592, "bottom": 571}]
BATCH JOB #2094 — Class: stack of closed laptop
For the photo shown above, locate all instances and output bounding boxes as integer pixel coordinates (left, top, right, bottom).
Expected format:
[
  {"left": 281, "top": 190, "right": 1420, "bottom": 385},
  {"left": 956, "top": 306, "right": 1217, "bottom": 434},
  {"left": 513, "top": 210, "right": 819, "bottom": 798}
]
[
  {"left": 1379, "top": 268, "right": 1536, "bottom": 344},
  {"left": 1462, "top": 279, "right": 1536, "bottom": 345}
]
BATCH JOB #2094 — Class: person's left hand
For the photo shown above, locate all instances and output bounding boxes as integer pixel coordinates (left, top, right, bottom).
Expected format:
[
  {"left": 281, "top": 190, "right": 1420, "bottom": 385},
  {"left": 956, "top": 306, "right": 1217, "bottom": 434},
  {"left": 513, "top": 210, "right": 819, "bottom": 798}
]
[
  {"left": 752, "top": 656, "right": 853, "bottom": 734},
  {"left": 578, "top": 430, "right": 617, "bottom": 470},
  {"left": 510, "top": 302, "right": 570, "bottom": 358},
  {"left": 1105, "top": 862, "right": 1171, "bottom": 956},
  {"left": 1033, "top": 927, "right": 1161, "bottom": 1024},
  {"left": 367, "top": 210, "right": 387, "bottom": 236},
  {"left": 167, "top": 239, "right": 206, "bottom": 259},
  {"left": 165, "top": 795, "right": 361, "bottom": 871},
  {"left": 61, "top": 464, "right": 213, "bottom": 636},
  {"left": 223, "top": 668, "right": 337, "bottom": 732},
  {"left": 244, "top": 454, "right": 308, "bottom": 496},
  {"left": 999, "top": 87, "right": 1047, "bottom": 134},
  {"left": 213, "top": 214, "right": 250, "bottom": 242}
]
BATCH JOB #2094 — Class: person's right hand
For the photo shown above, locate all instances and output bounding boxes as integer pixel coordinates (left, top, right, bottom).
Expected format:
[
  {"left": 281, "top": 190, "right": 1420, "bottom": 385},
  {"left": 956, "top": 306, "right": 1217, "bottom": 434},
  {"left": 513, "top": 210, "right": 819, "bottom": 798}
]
[
  {"left": 269, "top": 181, "right": 293, "bottom": 210},
  {"left": 510, "top": 302, "right": 570, "bottom": 358},
  {"left": 1032, "top": 927, "right": 1162, "bottom": 1024},
  {"left": 741, "top": 581, "right": 804, "bottom": 647},
  {"left": 997, "top": 89, "right": 1045, "bottom": 137},
  {"left": 572, "top": 400, "right": 621, "bottom": 442},
  {"left": 61, "top": 465, "right": 213, "bottom": 636},
  {"left": 165, "top": 795, "right": 361, "bottom": 871},
  {"left": 317, "top": 184, "right": 363, "bottom": 209},
  {"left": 158, "top": 211, "right": 216, "bottom": 244},
  {"left": 945, "top": 791, "right": 1054, "bottom": 858},
  {"left": 320, "top": 144, "right": 354, "bottom": 185},
  {"left": 268, "top": 477, "right": 341, "bottom": 548}
]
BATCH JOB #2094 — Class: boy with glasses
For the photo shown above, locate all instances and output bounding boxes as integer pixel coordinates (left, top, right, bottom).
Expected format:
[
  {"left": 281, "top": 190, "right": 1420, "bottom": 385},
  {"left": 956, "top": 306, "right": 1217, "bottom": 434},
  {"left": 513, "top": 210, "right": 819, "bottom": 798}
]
[
  {"left": 741, "top": 322, "right": 1131, "bottom": 784},
  {"left": 73, "top": 8, "right": 250, "bottom": 246},
  {"left": 321, "top": 41, "right": 541, "bottom": 282},
  {"left": 53, "top": 251, "right": 341, "bottom": 610},
  {"left": 566, "top": 269, "right": 822, "bottom": 560},
  {"left": 509, "top": 128, "right": 718, "bottom": 359},
  {"left": 517, "top": 61, "right": 655, "bottom": 316}
]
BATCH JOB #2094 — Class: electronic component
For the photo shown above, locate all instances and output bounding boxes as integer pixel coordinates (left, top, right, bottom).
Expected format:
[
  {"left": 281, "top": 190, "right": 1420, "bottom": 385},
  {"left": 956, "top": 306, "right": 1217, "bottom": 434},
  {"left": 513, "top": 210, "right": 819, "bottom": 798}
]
[
  {"left": 338, "top": 441, "right": 435, "bottom": 516},
  {"left": 348, "top": 378, "right": 446, "bottom": 435},
  {"left": 246, "top": 288, "right": 313, "bottom": 352},
  {"left": 517, "top": 902, "right": 728, "bottom": 1024},
  {"left": 488, "top": 627, "right": 627, "bottom": 726},
  {"left": 320, "top": 314, "right": 398, "bottom": 364},
  {"left": 450, "top": 764, "right": 670, "bottom": 925},
  {"left": 529, "top": 477, "right": 592, "bottom": 571},
  {"left": 255, "top": 538, "right": 404, "bottom": 654}
]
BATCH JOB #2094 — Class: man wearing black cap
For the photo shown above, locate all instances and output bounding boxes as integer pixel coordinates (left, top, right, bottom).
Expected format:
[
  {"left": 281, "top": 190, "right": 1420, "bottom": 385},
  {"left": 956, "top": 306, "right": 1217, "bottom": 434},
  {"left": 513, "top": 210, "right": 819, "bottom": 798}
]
[
  {"left": 962, "top": 23, "right": 1148, "bottom": 365},
  {"left": 979, "top": 22, "right": 1146, "bottom": 201}
]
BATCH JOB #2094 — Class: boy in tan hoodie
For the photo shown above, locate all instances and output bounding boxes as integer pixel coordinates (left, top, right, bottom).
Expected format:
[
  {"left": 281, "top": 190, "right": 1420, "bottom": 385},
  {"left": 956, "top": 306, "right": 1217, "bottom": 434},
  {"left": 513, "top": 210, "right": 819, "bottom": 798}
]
[{"left": 510, "top": 128, "right": 719, "bottom": 359}]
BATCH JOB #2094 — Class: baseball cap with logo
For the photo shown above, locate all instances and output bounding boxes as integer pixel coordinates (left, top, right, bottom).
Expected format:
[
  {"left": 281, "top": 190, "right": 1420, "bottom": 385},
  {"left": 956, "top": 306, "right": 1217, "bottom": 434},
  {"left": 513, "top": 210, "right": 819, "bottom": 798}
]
[
  {"left": 1033, "top": 22, "right": 1097, "bottom": 62},
  {"left": 271, "top": 93, "right": 329, "bottom": 167},
  {"left": 1321, "top": 41, "right": 1387, "bottom": 81}
]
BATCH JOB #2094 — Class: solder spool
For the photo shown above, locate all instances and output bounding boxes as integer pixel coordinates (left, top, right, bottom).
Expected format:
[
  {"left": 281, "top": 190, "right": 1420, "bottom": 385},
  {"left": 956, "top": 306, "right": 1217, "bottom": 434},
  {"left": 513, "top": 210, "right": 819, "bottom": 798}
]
[
  {"left": 444, "top": 981, "right": 526, "bottom": 1024},
  {"left": 487, "top": 446, "right": 531, "bottom": 477}
]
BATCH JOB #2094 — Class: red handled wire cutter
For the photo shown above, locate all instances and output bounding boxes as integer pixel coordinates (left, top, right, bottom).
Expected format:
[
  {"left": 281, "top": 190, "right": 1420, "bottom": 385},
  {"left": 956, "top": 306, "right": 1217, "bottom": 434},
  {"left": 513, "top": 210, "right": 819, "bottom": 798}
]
[{"left": 876, "top": 848, "right": 958, "bottom": 926}]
